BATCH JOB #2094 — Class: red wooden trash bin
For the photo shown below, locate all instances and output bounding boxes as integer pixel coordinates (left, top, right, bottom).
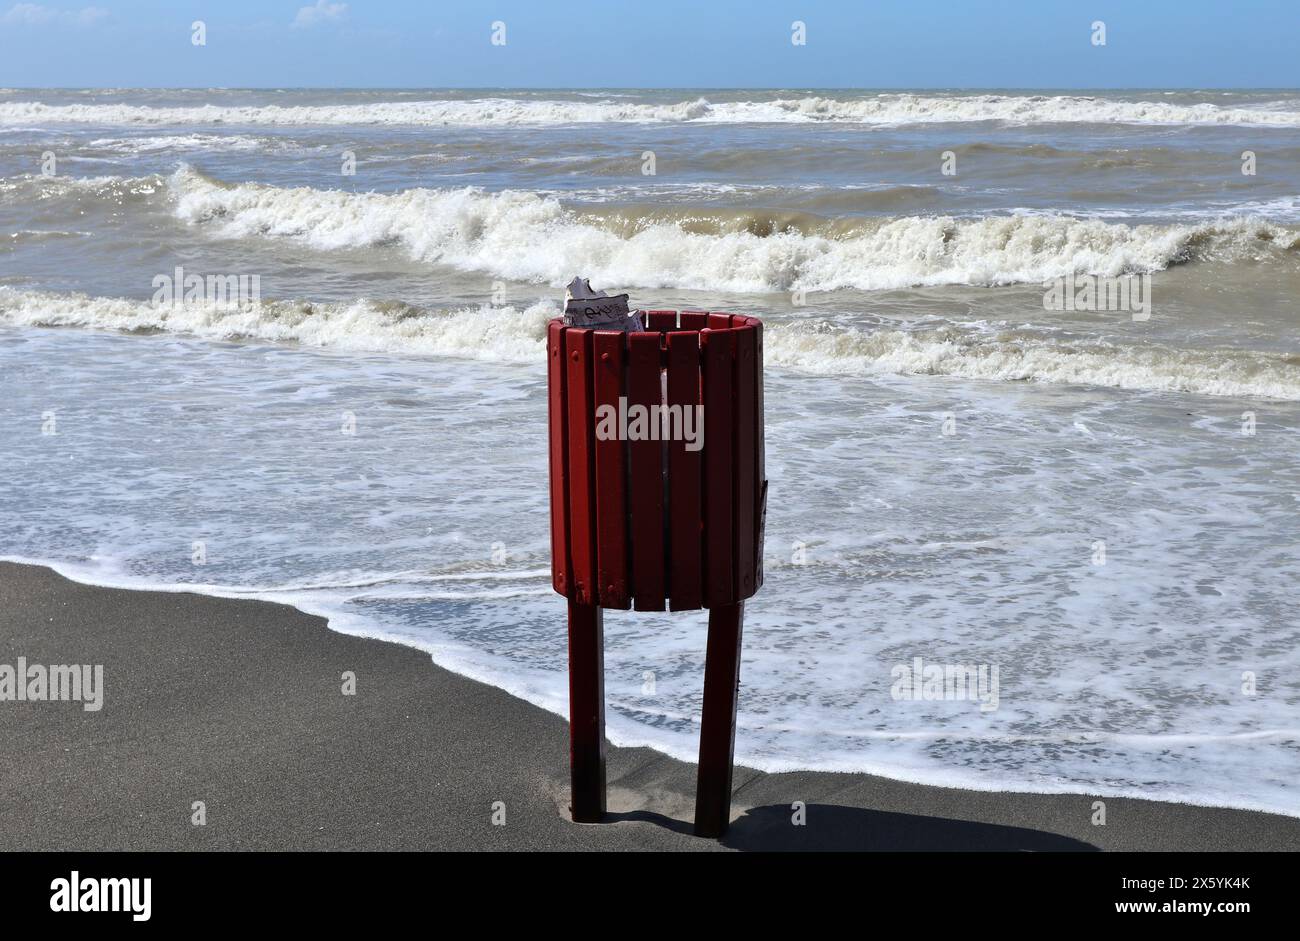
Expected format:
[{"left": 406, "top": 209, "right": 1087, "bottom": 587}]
[{"left": 547, "top": 309, "right": 767, "bottom": 837}]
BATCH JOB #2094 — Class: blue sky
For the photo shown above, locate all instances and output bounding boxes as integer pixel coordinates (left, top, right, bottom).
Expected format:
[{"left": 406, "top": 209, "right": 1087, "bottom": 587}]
[{"left": 1, "top": 1, "right": 1296, "bottom": 88}]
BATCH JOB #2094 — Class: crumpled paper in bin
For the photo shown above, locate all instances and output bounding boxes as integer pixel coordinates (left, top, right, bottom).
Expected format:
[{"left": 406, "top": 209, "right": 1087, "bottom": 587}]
[{"left": 562, "top": 277, "right": 645, "bottom": 332}]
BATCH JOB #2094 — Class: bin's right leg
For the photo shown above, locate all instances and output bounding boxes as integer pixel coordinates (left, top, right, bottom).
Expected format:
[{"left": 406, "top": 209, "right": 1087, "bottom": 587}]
[
  {"left": 567, "top": 599, "right": 606, "bottom": 822},
  {"left": 695, "top": 601, "right": 744, "bottom": 837}
]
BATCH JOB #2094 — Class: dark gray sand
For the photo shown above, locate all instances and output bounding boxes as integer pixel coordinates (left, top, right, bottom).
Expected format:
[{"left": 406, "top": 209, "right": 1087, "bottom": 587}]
[{"left": 1, "top": 561, "right": 1295, "bottom": 851}]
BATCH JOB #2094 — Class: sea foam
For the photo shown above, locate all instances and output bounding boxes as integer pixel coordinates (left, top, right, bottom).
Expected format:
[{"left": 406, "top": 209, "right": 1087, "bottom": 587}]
[
  {"left": 0, "top": 289, "right": 555, "bottom": 362},
  {"left": 164, "top": 166, "right": 1299, "bottom": 293},
  {"left": 5, "top": 287, "right": 1298, "bottom": 400},
  {"left": 5, "top": 94, "right": 1300, "bottom": 127}
]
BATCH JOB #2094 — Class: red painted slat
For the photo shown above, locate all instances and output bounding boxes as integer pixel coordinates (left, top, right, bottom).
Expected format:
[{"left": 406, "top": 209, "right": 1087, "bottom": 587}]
[
  {"left": 679, "top": 310, "right": 709, "bottom": 331},
  {"left": 567, "top": 599, "right": 607, "bottom": 822},
  {"left": 547, "top": 320, "right": 571, "bottom": 597},
  {"left": 592, "top": 330, "right": 630, "bottom": 609},
  {"left": 646, "top": 309, "right": 678, "bottom": 331},
  {"left": 706, "top": 311, "right": 733, "bottom": 331},
  {"left": 732, "top": 324, "right": 758, "bottom": 601},
  {"left": 701, "top": 327, "right": 734, "bottom": 607},
  {"left": 694, "top": 601, "right": 744, "bottom": 836},
  {"left": 627, "top": 332, "right": 666, "bottom": 610},
  {"left": 665, "top": 330, "right": 703, "bottom": 610},
  {"left": 564, "top": 328, "right": 598, "bottom": 606}
]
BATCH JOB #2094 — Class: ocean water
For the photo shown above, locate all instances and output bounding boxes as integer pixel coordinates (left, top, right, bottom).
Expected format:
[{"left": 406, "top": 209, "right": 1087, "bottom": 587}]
[{"left": 1, "top": 89, "right": 1298, "bottom": 816}]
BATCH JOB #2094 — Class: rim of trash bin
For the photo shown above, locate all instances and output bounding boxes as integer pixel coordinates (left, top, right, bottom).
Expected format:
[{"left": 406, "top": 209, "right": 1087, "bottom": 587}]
[{"left": 547, "top": 311, "right": 762, "bottom": 336}]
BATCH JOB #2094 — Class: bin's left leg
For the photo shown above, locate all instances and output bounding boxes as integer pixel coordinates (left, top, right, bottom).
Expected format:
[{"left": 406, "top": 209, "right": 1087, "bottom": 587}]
[
  {"left": 567, "top": 599, "right": 606, "bottom": 822},
  {"left": 694, "top": 601, "right": 744, "bottom": 837}
]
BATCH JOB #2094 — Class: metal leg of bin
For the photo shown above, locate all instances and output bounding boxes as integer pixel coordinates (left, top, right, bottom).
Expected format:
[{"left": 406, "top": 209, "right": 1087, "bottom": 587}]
[
  {"left": 694, "top": 601, "right": 744, "bottom": 837},
  {"left": 567, "top": 599, "right": 606, "bottom": 822}
]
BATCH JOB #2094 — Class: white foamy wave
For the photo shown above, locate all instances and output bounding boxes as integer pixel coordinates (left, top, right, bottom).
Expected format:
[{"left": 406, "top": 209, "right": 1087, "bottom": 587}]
[
  {"left": 766, "top": 321, "right": 1300, "bottom": 400},
  {"left": 0, "top": 172, "right": 166, "bottom": 205},
  {"left": 755, "top": 94, "right": 1300, "bottom": 127},
  {"left": 0, "top": 289, "right": 554, "bottom": 363},
  {"left": 5, "top": 94, "right": 1300, "bottom": 127},
  {"left": 0, "top": 97, "right": 715, "bottom": 127},
  {"left": 5, "top": 288, "right": 1296, "bottom": 399},
  {"left": 167, "top": 167, "right": 1299, "bottom": 292},
  {"left": 86, "top": 133, "right": 287, "bottom": 155}
]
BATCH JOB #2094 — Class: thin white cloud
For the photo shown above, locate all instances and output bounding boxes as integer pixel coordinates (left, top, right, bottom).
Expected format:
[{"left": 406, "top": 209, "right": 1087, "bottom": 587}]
[
  {"left": 2, "top": 3, "right": 108, "bottom": 26},
  {"left": 291, "top": 0, "right": 347, "bottom": 29}
]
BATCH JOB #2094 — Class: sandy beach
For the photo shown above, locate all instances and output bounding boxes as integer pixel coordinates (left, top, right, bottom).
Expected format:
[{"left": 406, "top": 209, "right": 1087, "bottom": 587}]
[{"left": 1, "top": 561, "right": 1294, "bottom": 852}]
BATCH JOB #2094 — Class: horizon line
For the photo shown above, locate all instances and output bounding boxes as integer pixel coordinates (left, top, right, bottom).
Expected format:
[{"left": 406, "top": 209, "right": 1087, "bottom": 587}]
[{"left": 5, "top": 85, "right": 1300, "bottom": 93}]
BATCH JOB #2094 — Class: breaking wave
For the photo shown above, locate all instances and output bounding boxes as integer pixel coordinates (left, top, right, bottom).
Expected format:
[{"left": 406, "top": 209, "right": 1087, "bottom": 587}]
[
  {"left": 5, "top": 288, "right": 1298, "bottom": 400},
  {"left": 166, "top": 166, "right": 1299, "bottom": 293},
  {"left": 5, "top": 94, "right": 1300, "bottom": 127},
  {"left": 0, "top": 289, "right": 555, "bottom": 362},
  {"left": 764, "top": 321, "right": 1300, "bottom": 400}
]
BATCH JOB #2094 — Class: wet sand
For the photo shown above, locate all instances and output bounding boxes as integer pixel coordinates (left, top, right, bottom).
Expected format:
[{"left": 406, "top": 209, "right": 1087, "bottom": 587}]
[{"left": 1, "top": 561, "right": 1294, "bottom": 852}]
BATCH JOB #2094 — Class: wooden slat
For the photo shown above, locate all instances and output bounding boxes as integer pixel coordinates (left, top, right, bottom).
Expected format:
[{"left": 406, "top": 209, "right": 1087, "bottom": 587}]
[
  {"left": 701, "top": 327, "right": 734, "bottom": 607},
  {"left": 592, "top": 331, "right": 630, "bottom": 609},
  {"left": 694, "top": 601, "right": 744, "bottom": 836},
  {"left": 567, "top": 599, "right": 606, "bottom": 821},
  {"left": 564, "top": 328, "right": 598, "bottom": 606},
  {"left": 646, "top": 309, "right": 678, "bottom": 331},
  {"left": 679, "top": 310, "right": 709, "bottom": 331},
  {"left": 665, "top": 330, "right": 703, "bottom": 610},
  {"left": 732, "top": 324, "right": 757, "bottom": 601},
  {"left": 627, "top": 332, "right": 666, "bottom": 610},
  {"left": 546, "top": 320, "right": 571, "bottom": 597},
  {"left": 706, "top": 311, "right": 733, "bottom": 331}
]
